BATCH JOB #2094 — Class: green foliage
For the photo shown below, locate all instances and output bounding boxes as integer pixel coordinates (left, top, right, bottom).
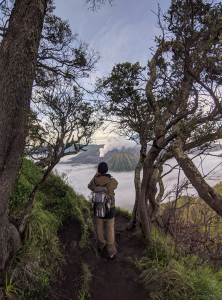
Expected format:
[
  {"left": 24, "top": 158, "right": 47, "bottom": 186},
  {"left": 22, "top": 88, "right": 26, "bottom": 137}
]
[
  {"left": 10, "top": 158, "right": 44, "bottom": 215},
  {"left": 104, "top": 61, "right": 146, "bottom": 106},
  {"left": 115, "top": 206, "right": 132, "bottom": 220},
  {"left": 144, "top": 226, "right": 173, "bottom": 264},
  {"left": 3, "top": 272, "right": 24, "bottom": 300},
  {"left": 7, "top": 158, "right": 93, "bottom": 298},
  {"left": 10, "top": 158, "right": 93, "bottom": 247},
  {"left": 39, "top": 171, "right": 93, "bottom": 248},
  {"left": 25, "top": 204, "right": 60, "bottom": 242},
  {"left": 160, "top": 185, "right": 222, "bottom": 238},
  {"left": 77, "top": 263, "right": 93, "bottom": 300},
  {"left": 98, "top": 61, "right": 151, "bottom": 138},
  {"left": 4, "top": 208, "right": 63, "bottom": 299},
  {"left": 136, "top": 226, "right": 222, "bottom": 299}
]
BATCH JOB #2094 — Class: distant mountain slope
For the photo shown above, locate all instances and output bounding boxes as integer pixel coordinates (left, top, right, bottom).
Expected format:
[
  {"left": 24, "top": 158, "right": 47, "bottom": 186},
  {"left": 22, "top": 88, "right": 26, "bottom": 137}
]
[
  {"left": 106, "top": 152, "right": 139, "bottom": 172},
  {"left": 65, "top": 144, "right": 98, "bottom": 153},
  {"left": 66, "top": 144, "right": 140, "bottom": 164},
  {"left": 160, "top": 181, "right": 222, "bottom": 237}
]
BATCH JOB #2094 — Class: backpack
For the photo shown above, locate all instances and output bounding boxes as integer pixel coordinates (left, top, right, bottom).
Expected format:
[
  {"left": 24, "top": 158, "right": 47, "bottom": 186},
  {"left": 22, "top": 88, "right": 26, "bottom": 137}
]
[{"left": 92, "top": 178, "right": 112, "bottom": 218}]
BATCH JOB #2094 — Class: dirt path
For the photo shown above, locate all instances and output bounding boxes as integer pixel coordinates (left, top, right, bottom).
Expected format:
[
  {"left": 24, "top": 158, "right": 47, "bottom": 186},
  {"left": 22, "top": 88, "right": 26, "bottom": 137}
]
[{"left": 47, "top": 215, "right": 151, "bottom": 300}]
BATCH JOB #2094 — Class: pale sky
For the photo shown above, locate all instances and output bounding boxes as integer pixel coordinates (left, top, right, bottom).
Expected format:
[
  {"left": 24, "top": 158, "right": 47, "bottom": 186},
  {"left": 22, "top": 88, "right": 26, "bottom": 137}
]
[{"left": 54, "top": 0, "right": 172, "bottom": 144}]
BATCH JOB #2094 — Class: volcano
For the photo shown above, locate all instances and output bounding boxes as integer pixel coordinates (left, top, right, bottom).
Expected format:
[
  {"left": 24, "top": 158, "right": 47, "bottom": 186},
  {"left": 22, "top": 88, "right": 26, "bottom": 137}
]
[
  {"left": 106, "top": 152, "right": 139, "bottom": 172},
  {"left": 66, "top": 145, "right": 140, "bottom": 165}
]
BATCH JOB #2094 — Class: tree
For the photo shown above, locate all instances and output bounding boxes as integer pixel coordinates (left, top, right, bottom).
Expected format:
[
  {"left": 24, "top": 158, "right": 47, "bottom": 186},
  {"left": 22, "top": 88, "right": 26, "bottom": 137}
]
[
  {"left": 19, "top": 85, "right": 101, "bottom": 233},
  {"left": 18, "top": 3, "right": 102, "bottom": 234},
  {"left": 0, "top": 0, "right": 48, "bottom": 275},
  {"left": 25, "top": 1, "right": 100, "bottom": 159},
  {"left": 0, "top": 0, "right": 111, "bottom": 273},
  {"left": 97, "top": 62, "right": 155, "bottom": 227},
  {"left": 140, "top": 0, "right": 222, "bottom": 236},
  {"left": 25, "top": 109, "right": 48, "bottom": 156},
  {"left": 99, "top": 0, "right": 222, "bottom": 237},
  {"left": 35, "top": 4, "right": 100, "bottom": 91}
]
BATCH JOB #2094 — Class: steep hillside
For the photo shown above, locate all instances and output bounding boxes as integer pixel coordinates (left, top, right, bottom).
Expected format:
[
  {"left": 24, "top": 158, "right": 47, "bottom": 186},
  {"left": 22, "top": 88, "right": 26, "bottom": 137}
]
[
  {"left": 106, "top": 152, "right": 139, "bottom": 172},
  {"left": 6, "top": 158, "right": 92, "bottom": 299},
  {"left": 66, "top": 144, "right": 140, "bottom": 164}
]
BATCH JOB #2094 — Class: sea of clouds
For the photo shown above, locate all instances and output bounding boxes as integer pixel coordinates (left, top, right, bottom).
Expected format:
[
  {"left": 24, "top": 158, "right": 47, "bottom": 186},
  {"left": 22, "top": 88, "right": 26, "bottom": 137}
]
[{"left": 54, "top": 152, "right": 222, "bottom": 212}]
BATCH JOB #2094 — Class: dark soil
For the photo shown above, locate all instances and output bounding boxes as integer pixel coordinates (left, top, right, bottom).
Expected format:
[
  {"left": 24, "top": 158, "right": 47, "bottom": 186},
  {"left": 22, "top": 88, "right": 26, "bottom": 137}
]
[{"left": 46, "top": 214, "right": 152, "bottom": 300}]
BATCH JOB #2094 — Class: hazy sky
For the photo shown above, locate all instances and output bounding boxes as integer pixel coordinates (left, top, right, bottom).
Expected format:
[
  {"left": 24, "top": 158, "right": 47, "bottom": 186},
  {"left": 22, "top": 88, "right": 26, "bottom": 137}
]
[
  {"left": 55, "top": 0, "right": 171, "bottom": 78},
  {"left": 54, "top": 0, "right": 172, "bottom": 144}
]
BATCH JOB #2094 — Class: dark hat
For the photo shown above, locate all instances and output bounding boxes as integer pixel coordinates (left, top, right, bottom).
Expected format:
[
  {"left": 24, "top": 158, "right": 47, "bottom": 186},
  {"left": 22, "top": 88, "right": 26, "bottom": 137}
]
[{"left": 98, "top": 162, "right": 108, "bottom": 174}]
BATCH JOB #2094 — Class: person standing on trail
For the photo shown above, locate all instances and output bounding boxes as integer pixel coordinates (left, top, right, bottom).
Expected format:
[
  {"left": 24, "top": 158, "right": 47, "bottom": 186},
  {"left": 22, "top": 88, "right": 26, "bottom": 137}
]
[{"left": 88, "top": 162, "right": 118, "bottom": 259}]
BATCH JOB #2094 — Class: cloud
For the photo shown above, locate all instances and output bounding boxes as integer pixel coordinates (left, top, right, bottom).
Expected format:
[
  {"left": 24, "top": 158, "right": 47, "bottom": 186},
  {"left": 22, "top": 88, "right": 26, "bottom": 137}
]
[
  {"left": 55, "top": 0, "right": 172, "bottom": 86},
  {"left": 55, "top": 150, "right": 222, "bottom": 211},
  {"left": 99, "top": 136, "right": 137, "bottom": 157}
]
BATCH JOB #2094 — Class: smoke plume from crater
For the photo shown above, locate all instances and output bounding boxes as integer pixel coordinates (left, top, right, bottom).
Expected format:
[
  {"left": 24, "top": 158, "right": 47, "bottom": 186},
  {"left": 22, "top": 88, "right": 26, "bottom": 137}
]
[{"left": 99, "top": 136, "right": 137, "bottom": 157}]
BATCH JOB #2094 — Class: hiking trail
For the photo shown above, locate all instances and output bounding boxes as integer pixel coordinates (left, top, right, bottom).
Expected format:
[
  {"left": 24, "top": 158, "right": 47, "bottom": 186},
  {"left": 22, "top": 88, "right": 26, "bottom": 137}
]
[{"left": 46, "top": 214, "right": 152, "bottom": 300}]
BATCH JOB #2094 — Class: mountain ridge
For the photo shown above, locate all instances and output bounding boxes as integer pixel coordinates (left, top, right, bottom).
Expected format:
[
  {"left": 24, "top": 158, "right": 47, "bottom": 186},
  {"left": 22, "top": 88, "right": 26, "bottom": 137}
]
[{"left": 64, "top": 144, "right": 141, "bottom": 165}]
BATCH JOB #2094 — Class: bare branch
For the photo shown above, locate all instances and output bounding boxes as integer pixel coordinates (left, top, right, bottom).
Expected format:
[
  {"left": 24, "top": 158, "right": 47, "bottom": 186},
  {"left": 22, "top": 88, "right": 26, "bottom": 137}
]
[{"left": 84, "top": 0, "right": 114, "bottom": 11}]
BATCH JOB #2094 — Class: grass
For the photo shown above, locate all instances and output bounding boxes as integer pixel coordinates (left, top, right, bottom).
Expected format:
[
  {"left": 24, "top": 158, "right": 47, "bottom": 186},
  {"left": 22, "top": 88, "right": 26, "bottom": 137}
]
[
  {"left": 77, "top": 263, "right": 93, "bottom": 300},
  {"left": 142, "top": 183, "right": 222, "bottom": 299},
  {"left": 115, "top": 206, "right": 132, "bottom": 220},
  {"left": 134, "top": 225, "right": 222, "bottom": 300},
  {"left": 110, "top": 191, "right": 222, "bottom": 299},
  {"left": 5, "top": 204, "right": 65, "bottom": 299},
  {"left": 4, "top": 157, "right": 94, "bottom": 299},
  {"left": 3, "top": 271, "right": 24, "bottom": 300}
]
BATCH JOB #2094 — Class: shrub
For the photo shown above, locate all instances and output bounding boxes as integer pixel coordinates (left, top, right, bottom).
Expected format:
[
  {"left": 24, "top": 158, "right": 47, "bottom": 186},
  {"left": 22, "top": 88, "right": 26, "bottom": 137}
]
[{"left": 135, "top": 225, "right": 222, "bottom": 299}]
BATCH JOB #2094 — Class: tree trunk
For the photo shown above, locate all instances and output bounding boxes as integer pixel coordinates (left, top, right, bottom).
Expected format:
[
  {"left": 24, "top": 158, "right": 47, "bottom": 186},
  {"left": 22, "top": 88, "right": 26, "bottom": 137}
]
[
  {"left": 138, "top": 146, "right": 161, "bottom": 237},
  {"left": 147, "top": 167, "right": 159, "bottom": 220},
  {"left": 156, "top": 165, "right": 164, "bottom": 204},
  {"left": 128, "top": 143, "right": 147, "bottom": 229},
  {"left": 0, "top": 0, "right": 47, "bottom": 271},
  {"left": 127, "top": 160, "right": 143, "bottom": 229},
  {"left": 174, "top": 138, "right": 222, "bottom": 217}
]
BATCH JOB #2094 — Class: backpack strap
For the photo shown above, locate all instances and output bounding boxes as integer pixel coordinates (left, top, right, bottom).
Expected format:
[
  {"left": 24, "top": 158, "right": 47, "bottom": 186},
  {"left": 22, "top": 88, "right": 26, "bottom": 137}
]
[
  {"left": 93, "top": 178, "right": 98, "bottom": 187},
  {"left": 104, "top": 178, "right": 112, "bottom": 188}
]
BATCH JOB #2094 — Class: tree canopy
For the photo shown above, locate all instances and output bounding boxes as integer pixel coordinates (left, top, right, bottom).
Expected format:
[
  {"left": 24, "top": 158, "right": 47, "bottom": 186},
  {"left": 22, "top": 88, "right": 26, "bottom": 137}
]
[{"left": 98, "top": 0, "right": 222, "bottom": 236}]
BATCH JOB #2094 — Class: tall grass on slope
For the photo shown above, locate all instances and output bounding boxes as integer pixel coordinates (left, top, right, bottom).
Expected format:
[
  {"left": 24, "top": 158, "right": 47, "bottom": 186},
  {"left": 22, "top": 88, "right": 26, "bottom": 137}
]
[
  {"left": 4, "top": 158, "right": 93, "bottom": 299},
  {"left": 135, "top": 226, "right": 222, "bottom": 300},
  {"left": 39, "top": 170, "right": 93, "bottom": 248},
  {"left": 5, "top": 203, "right": 64, "bottom": 299}
]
